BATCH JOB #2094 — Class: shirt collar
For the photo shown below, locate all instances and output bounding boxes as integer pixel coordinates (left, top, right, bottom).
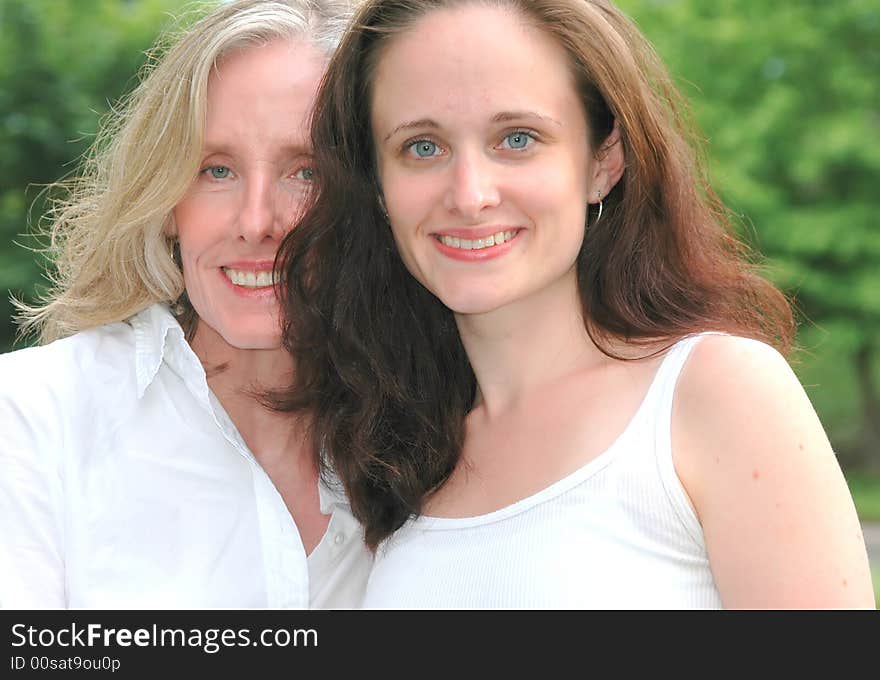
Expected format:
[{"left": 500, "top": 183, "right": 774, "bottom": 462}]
[
  {"left": 129, "top": 304, "right": 355, "bottom": 516},
  {"left": 318, "top": 468, "right": 352, "bottom": 515},
  {"left": 130, "top": 303, "right": 190, "bottom": 398}
]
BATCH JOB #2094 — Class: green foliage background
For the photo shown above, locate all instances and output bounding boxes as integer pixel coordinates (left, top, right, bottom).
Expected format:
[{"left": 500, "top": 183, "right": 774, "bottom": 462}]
[
  {"left": 615, "top": 0, "right": 880, "bottom": 469},
  {"left": 0, "top": 0, "right": 193, "bottom": 345},
  {"left": 1, "top": 0, "right": 878, "bottom": 469}
]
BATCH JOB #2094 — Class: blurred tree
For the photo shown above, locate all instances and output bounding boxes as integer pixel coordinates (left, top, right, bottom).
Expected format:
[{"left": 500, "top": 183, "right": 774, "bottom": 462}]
[
  {"left": 617, "top": 0, "right": 880, "bottom": 468},
  {"left": 0, "top": 0, "right": 195, "bottom": 349}
]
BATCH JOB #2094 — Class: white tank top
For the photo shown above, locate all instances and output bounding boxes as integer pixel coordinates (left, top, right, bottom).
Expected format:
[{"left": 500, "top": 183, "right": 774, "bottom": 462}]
[{"left": 362, "top": 334, "right": 724, "bottom": 609}]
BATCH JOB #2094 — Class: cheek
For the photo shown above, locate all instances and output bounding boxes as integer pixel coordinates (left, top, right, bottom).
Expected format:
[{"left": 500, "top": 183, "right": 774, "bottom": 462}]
[
  {"left": 278, "top": 185, "right": 308, "bottom": 230},
  {"left": 175, "top": 241, "right": 207, "bottom": 301},
  {"left": 526, "top": 155, "right": 589, "bottom": 220},
  {"left": 380, "top": 161, "right": 435, "bottom": 223},
  {"left": 173, "top": 193, "right": 229, "bottom": 254},
  {"left": 172, "top": 208, "right": 221, "bottom": 304},
  {"left": 387, "top": 219, "right": 421, "bottom": 279},
  {"left": 173, "top": 192, "right": 209, "bottom": 239},
  {"left": 380, "top": 170, "right": 431, "bottom": 256}
]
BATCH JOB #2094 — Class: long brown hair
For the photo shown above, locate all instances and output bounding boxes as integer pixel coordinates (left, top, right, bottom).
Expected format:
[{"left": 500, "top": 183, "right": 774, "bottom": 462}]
[{"left": 275, "top": 0, "right": 794, "bottom": 549}]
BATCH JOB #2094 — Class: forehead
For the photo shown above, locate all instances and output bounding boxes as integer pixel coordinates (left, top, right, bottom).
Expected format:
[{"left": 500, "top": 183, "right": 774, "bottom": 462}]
[
  {"left": 203, "top": 38, "right": 327, "bottom": 146},
  {"left": 371, "top": 4, "right": 579, "bottom": 117},
  {"left": 208, "top": 37, "right": 326, "bottom": 104}
]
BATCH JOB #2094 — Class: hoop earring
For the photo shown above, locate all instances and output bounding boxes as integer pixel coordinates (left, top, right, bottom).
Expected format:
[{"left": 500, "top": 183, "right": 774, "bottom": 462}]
[
  {"left": 172, "top": 239, "right": 182, "bottom": 269},
  {"left": 171, "top": 240, "right": 188, "bottom": 316},
  {"left": 593, "top": 190, "right": 603, "bottom": 225}
]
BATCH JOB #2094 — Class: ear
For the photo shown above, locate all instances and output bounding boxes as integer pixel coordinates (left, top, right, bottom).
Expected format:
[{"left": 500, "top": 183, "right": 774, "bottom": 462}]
[{"left": 588, "top": 119, "right": 625, "bottom": 202}]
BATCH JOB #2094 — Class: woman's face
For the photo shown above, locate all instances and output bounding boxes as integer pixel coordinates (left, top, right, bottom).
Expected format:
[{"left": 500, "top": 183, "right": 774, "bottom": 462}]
[
  {"left": 371, "top": 5, "right": 608, "bottom": 317},
  {"left": 173, "top": 38, "right": 326, "bottom": 350}
]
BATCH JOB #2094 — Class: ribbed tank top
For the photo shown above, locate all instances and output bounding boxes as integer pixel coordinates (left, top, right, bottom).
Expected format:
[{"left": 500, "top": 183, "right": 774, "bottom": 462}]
[{"left": 362, "top": 334, "right": 724, "bottom": 609}]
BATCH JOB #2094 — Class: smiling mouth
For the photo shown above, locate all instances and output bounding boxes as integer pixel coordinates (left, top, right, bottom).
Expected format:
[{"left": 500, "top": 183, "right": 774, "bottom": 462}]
[
  {"left": 222, "top": 267, "right": 278, "bottom": 288},
  {"left": 434, "top": 229, "right": 520, "bottom": 251}
]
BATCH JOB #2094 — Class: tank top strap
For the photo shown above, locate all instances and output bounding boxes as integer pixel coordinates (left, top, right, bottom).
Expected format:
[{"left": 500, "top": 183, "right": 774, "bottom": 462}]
[
  {"left": 641, "top": 332, "right": 723, "bottom": 544},
  {"left": 652, "top": 333, "right": 718, "bottom": 400}
]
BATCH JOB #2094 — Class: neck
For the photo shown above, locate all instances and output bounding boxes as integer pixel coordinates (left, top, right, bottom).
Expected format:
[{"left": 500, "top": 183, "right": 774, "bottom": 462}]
[
  {"left": 455, "top": 270, "right": 605, "bottom": 416},
  {"left": 189, "top": 320, "right": 309, "bottom": 471}
]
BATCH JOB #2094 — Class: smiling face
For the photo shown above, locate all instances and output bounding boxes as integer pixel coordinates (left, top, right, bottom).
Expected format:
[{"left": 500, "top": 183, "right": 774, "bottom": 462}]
[
  {"left": 173, "top": 38, "right": 326, "bottom": 350},
  {"left": 371, "top": 4, "right": 610, "bottom": 317}
]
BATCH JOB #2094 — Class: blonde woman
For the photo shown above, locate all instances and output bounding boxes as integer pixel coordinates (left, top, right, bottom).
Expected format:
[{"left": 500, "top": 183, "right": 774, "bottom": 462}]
[{"left": 0, "top": 0, "right": 371, "bottom": 608}]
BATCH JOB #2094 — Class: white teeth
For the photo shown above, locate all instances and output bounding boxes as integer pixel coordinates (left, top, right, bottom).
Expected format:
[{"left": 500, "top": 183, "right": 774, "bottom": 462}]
[
  {"left": 223, "top": 268, "right": 278, "bottom": 288},
  {"left": 439, "top": 230, "right": 516, "bottom": 250}
]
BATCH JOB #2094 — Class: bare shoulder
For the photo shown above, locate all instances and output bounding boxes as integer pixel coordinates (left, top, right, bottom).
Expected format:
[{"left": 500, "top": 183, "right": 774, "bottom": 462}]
[
  {"left": 676, "top": 334, "right": 800, "bottom": 410},
  {"left": 671, "top": 334, "right": 874, "bottom": 608},
  {"left": 672, "top": 333, "right": 832, "bottom": 499}
]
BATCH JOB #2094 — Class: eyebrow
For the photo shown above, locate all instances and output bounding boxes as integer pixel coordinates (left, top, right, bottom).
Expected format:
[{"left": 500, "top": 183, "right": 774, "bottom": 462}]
[
  {"left": 383, "top": 119, "right": 438, "bottom": 142},
  {"left": 201, "top": 141, "right": 311, "bottom": 157},
  {"left": 382, "top": 110, "right": 563, "bottom": 143},
  {"left": 492, "top": 111, "right": 563, "bottom": 127}
]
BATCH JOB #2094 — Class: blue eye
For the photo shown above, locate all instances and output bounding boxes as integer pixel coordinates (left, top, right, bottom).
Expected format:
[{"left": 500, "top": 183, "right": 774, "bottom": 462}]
[
  {"left": 207, "top": 165, "right": 231, "bottom": 179},
  {"left": 501, "top": 131, "right": 533, "bottom": 150},
  {"left": 295, "top": 167, "right": 315, "bottom": 180},
  {"left": 407, "top": 140, "right": 440, "bottom": 158}
]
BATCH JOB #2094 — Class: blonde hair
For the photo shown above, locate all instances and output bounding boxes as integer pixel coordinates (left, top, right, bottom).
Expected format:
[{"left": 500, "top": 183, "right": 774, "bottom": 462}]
[{"left": 16, "top": 0, "right": 357, "bottom": 343}]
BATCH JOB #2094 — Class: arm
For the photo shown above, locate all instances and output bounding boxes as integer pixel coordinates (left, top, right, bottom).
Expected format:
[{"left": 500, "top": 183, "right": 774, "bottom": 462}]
[
  {"left": 672, "top": 335, "right": 875, "bottom": 608},
  {"left": 0, "top": 351, "right": 67, "bottom": 608}
]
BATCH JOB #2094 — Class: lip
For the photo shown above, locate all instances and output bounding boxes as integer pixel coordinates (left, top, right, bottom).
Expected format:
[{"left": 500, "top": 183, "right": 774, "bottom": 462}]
[
  {"left": 221, "top": 259, "right": 276, "bottom": 272},
  {"left": 217, "top": 266, "right": 278, "bottom": 299},
  {"left": 431, "top": 226, "right": 520, "bottom": 240},
  {"left": 430, "top": 227, "right": 523, "bottom": 262}
]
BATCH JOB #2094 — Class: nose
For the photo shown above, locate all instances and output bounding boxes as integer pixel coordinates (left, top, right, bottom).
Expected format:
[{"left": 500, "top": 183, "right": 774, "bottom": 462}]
[
  {"left": 443, "top": 150, "right": 500, "bottom": 220},
  {"left": 237, "top": 174, "right": 284, "bottom": 243}
]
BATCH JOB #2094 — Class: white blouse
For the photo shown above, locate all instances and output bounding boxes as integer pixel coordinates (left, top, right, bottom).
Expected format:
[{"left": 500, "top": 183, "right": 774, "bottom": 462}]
[
  {"left": 0, "top": 304, "right": 372, "bottom": 609},
  {"left": 363, "top": 335, "right": 724, "bottom": 609}
]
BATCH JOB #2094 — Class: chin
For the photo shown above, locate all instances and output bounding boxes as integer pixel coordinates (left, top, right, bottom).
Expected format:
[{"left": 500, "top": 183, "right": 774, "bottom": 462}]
[
  {"left": 222, "top": 330, "right": 283, "bottom": 351},
  {"left": 436, "top": 288, "right": 513, "bottom": 317},
  {"left": 214, "top": 316, "right": 283, "bottom": 351}
]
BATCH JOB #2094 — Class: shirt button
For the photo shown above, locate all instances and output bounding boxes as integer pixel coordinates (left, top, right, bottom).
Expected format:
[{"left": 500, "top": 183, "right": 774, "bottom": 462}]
[{"left": 334, "top": 532, "right": 345, "bottom": 545}]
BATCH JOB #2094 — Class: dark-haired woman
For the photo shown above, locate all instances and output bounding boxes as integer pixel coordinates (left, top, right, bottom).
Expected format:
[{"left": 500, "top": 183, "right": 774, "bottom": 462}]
[{"left": 276, "top": 0, "right": 874, "bottom": 608}]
